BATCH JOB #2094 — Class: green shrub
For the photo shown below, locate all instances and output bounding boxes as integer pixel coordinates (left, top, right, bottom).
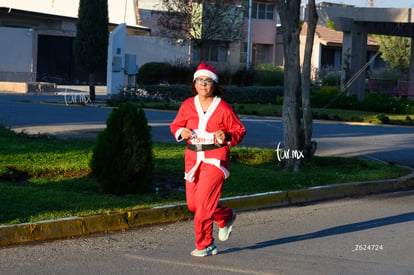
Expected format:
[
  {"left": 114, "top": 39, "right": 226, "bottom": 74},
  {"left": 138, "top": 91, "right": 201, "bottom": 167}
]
[
  {"left": 322, "top": 71, "right": 341, "bottom": 87},
  {"left": 357, "top": 93, "right": 414, "bottom": 114},
  {"left": 401, "top": 102, "right": 414, "bottom": 114},
  {"left": 90, "top": 103, "right": 153, "bottom": 195},
  {"left": 254, "top": 64, "right": 284, "bottom": 86},
  {"left": 319, "top": 113, "right": 329, "bottom": 120},
  {"left": 109, "top": 85, "right": 284, "bottom": 105},
  {"left": 169, "top": 64, "right": 195, "bottom": 84},
  {"left": 138, "top": 62, "right": 172, "bottom": 85},
  {"left": 319, "top": 85, "right": 341, "bottom": 94},
  {"left": 310, "top": 86, "right": 414, "bottom": 114},
  {"left": 376, "top": 114, "right": 390, "bottom": 123},
  {"left": 232, "top": 67, "right": 256, "bottom": 86},
  {"left": 358, "top": 93, "right": 399, "bottom": 113},
  {"left": 310, "top": 86, "right": 342, "bottom": 108},
  {"left": 223, "top": 86, "right": 284, "bottom": 104}
]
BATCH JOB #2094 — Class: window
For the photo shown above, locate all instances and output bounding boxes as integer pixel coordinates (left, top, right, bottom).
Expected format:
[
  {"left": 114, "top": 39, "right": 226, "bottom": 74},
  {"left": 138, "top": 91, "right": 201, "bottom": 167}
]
[
  {"left": 244, "top": 2, "right": 274, "bottom": 20},
  {"left": 193, "top": 41, "right": 229, "bottom": 62},
  {"left": 240, "top": 43, "right": 247, "bottom": 63},
  {"left": 252, "top": 44, "right": 272, "bottom": 65}
]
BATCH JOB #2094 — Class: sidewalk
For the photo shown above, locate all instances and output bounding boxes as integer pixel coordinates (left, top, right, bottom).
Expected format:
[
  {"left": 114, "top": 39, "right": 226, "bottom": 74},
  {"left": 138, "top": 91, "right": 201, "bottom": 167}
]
[
  {"left": 0, "top": 83, "right": 108, "bottom": 95},
  {"left": 1, "top": 171, "right": 413, "bottom": 247},
  {"left": 56, "top": 85, "right": 107, "bottom": 95}
]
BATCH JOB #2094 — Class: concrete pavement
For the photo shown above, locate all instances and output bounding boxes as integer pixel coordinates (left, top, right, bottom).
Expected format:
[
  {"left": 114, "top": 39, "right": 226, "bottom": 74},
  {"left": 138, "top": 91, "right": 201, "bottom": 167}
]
[{"left": 1, "top": 88, "right": 414, "bottom": 247}]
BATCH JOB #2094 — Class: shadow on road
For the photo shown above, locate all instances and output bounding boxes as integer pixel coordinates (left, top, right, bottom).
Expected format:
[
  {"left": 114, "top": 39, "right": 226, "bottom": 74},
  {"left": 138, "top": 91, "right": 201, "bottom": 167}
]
[{"left": 221, "top": 212, "right": 414, "bottom": 254}]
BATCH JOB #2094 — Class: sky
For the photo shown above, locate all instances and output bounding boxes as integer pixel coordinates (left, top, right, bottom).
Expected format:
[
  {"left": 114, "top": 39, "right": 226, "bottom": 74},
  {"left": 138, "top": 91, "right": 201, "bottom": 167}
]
[{"left": 306, "top": 0, "right": 414, "bottom": 8}]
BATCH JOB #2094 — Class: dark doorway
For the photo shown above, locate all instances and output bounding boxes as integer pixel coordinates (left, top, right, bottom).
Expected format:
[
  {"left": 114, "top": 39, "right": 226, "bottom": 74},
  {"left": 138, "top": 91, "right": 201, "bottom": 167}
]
[{"left": 36, "top": 35, "right": 106, "bottom": 84}]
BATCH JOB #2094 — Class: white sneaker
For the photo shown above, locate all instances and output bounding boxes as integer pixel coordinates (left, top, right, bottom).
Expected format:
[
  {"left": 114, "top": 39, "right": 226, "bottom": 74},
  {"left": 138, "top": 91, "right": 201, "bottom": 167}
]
[
  {"left": 191, "top": 243, "right": 218, "bottom": 257},
  {"left": 218, "top": 211, "right": 236, "bottom": 241}
]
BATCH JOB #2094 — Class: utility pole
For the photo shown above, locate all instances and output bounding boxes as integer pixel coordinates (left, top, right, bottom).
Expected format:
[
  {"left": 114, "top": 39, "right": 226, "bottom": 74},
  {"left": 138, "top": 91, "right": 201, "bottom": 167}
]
[{"left": 246, "top": 0, "right": 252, "bottom": 70}]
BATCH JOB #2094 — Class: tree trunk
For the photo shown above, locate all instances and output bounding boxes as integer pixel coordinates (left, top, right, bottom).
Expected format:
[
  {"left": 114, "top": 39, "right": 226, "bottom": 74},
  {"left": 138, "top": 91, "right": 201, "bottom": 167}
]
[
  {"left": 301, "top": 0, "right": 318, "bottom": 162},
  {"left": 89, "top": 72, "right": 96, "bottom": 102},
  {"left": 275, "top": 0, "right": 302, "bottom": 172}
]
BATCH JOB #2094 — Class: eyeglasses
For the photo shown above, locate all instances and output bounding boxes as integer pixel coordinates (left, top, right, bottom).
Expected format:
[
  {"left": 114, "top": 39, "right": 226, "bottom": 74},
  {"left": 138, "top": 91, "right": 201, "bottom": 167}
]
[{"left": 195, "top": 78, "right": 214, "bottom": 85}]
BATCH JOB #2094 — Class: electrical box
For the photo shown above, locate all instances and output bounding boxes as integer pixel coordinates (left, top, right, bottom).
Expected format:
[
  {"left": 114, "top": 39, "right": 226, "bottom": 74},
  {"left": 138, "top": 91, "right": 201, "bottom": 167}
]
[
  {"left": 112, "top": 56, "right": 122, "bottom": 72},
  {"left": 125, "top": 54, "right": 138, "bottom": 75}
]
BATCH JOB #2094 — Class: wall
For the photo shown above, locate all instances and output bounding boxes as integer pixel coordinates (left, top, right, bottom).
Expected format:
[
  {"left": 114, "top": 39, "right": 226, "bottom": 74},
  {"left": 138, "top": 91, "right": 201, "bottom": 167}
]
[
  {"left": 0, "top": 27, "right": 34, "bottom": 82},
  {"left": 249, "top": 19, "right": 277, "bottom": 45},
  {"left": 126, "top": 35, "right": 190, "bottom": 66}
]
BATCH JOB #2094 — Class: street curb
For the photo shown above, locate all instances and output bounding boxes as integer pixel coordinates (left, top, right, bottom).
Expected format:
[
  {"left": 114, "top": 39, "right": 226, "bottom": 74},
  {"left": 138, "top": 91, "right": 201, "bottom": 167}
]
[{"left": 1, "top": 172, "right": 414, "bottom": 247}]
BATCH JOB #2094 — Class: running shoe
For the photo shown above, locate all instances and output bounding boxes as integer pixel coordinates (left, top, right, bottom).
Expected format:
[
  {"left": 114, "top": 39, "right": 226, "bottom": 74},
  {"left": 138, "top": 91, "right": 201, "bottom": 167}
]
[
  {"left": 191, "top": 243, "right": 218, "bottom": 257},
  {"left": 218, "top": 211, "right": 236, "bottom": 241}
]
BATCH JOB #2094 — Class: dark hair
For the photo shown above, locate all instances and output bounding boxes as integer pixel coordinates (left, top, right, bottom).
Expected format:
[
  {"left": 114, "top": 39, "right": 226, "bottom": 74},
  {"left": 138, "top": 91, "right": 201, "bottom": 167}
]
[{"left": 191, "top": 81, "right": 226, "bottom": 97}]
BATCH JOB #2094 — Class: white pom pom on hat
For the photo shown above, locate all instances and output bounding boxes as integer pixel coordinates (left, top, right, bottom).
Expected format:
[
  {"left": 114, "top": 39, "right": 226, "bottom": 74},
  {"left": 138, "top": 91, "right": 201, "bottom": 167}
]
[{"left": 193, "top": 61, "right": 219, "bottom": 83}]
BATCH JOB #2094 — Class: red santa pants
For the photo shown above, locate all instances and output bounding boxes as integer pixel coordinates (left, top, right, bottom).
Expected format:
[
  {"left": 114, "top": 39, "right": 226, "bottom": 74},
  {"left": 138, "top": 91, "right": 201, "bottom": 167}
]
[{"left": 186, "top": 162, "right": 233, "bottom": 250}]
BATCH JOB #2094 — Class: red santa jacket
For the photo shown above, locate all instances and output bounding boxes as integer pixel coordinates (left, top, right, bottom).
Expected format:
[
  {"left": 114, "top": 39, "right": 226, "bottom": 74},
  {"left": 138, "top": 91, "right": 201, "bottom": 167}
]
[{"left": 170, "top": 95, "right": 246, "bottom": 182}]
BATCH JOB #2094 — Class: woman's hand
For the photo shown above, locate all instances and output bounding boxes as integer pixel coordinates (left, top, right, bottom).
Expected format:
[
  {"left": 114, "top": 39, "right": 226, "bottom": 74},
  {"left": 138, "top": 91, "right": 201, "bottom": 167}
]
[
  {"left": 214, "top": 130, "right": 226, "bottom": 144},
  {"left": 180, "top": 128, "right": 194, "bottom": 140}
]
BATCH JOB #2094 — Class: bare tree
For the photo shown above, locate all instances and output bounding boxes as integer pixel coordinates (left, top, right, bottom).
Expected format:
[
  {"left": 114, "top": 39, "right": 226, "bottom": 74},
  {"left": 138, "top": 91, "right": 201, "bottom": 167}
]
[
  {"left": 301, "top": 0, "right": 318, "bottom": 162},
  {"left": 157, "top": 0, "right": 244, "bottom": 61},
  {"left": 157, "top": 0, "right": 192, "bottom": 39}
]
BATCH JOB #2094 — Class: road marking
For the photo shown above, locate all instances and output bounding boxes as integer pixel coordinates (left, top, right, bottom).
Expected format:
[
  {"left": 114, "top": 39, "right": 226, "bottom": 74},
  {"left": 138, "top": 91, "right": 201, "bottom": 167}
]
[{"left": 124, "top": 253, "right": 278, "bottom": 275}]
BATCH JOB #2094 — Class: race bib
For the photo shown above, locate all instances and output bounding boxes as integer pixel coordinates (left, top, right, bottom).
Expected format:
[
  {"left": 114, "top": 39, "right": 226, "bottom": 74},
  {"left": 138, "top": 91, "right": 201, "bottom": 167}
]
[{"left": 189, "top": 130, "right": 216, "bottom": 145}]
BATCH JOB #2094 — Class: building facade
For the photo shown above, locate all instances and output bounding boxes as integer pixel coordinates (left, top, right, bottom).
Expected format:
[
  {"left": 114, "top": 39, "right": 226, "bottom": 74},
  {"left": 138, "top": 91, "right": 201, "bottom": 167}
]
[{"left": 138, "top": 0, "right": 280, "bottom": 72}]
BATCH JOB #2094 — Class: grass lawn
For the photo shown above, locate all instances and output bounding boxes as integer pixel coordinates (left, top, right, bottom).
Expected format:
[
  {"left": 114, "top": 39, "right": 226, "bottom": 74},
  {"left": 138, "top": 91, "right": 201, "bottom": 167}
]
[{"left": 0, "top": 125, "right": 410, "bottom": 225}]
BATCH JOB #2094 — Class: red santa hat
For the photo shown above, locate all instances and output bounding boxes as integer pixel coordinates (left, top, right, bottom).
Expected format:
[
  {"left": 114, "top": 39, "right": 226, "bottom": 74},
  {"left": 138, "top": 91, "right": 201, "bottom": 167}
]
[{"left": 193, "top": 62, "right": 219, "bottom": 83}]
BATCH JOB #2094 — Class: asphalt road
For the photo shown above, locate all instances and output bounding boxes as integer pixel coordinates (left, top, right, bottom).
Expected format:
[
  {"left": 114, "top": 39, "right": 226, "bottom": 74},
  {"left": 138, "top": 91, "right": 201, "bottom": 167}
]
[
  {"left": 1, "top": 92, "right": 413, "bottom": 168},
  {"left": 1, "top": 190, "right": 413, "bottom": 274}
]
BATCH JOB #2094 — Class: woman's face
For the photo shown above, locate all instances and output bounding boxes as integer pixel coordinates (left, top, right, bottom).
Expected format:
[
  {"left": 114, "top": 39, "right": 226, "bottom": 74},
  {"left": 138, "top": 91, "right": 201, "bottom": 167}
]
[{"left": 194, "top": 76, "right": 215, "bottom": 98}]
